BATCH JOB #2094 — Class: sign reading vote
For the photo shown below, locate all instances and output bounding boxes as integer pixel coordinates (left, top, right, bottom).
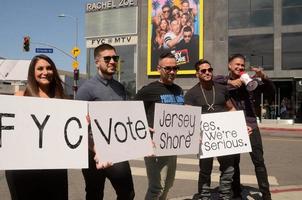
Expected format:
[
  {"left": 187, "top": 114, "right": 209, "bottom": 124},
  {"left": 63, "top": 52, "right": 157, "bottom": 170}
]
[
  {"left": 153, "top": 103, "right": 201, "bottom": 156},
  {"left": 200, "top": 111, "right": 252, "bottom": 159},
  {"left": 89, "top": 101, "right": 154, "bottom": 163},
  {"left": 0, "top": 95, "right": 88, "bottom": 170}
]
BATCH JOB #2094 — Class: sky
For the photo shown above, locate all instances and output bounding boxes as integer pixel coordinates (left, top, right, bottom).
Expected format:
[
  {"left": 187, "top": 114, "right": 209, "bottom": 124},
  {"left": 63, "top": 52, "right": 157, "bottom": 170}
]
[{"left": 0, "top": 0, "right": 91, "bottom": 73}]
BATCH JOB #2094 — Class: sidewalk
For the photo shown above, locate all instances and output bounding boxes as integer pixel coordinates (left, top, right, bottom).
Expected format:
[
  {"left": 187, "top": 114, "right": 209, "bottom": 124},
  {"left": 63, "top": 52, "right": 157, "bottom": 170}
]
[{"left": 258, "top": 120, "right": 302, "bottom": 138}]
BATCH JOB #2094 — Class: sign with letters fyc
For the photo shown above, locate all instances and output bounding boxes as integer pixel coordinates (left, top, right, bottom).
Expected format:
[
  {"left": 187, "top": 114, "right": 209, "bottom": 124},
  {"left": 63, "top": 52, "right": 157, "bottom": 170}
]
[
  {"left": 153, "top": 103, "right": 201, "bottom": 156},
  {"left": 200, "top": 111, "right": 252, "bottom": 159},
  {"left": 0, "top": 95, "right": 88, "bottom": 170},
  {"left": 89, "top": 101, "right": 154, "bottom": 163}
]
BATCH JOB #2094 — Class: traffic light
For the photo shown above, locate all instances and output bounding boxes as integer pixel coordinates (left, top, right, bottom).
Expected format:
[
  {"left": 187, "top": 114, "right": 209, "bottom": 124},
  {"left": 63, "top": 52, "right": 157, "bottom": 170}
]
[
  {"left": 23, "top": 36, "right": 30, "bottom": 52},
  {"left": 74, "top": 69, "right": 79, "bottom": 81}
]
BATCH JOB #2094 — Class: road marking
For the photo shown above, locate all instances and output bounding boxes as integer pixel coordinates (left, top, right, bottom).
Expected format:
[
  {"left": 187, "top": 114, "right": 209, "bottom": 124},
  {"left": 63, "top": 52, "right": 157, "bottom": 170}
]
[
  {"left": 130, "top": 167, "right": 279, "bottom": 186},
  {"left": 133, "top": 157, "right": 219, "bottom": 166}
]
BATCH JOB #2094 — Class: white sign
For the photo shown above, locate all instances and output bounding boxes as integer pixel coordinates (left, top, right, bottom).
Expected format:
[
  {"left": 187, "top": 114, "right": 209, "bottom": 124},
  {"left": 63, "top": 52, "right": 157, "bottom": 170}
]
[
  {"left": 86, "top": 36, "right": 137, "bottom": 48},
  {"left": 89, "top": 101, "right": 153, "bottom": 163},
  {"left": 153, "top": 103, "right": 201, "bottom": 156},
  {"left": 0, "top": 95, "right": 88, "bottom": 170},
  {"left": 200, "top": 111, "right": 252, "bottom": 159},
  {"left": 0, "top": 59, "right": 30, "bottom": 81}
]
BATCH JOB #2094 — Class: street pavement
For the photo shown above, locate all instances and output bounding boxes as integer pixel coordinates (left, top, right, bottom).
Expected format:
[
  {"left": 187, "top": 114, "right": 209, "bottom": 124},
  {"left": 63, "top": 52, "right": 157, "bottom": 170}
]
[{"left": 1, "top": 123, "right": 302, "bottom": 200}]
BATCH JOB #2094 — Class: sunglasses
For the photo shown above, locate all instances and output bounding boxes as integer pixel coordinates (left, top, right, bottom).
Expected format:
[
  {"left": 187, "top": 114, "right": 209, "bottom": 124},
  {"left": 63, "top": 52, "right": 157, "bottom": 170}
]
[
  {"left": 102, "top": 56, "right": 119, "bottom": 63},
  {"left": 160, "top": 65, "right": 179, "bottom": 72},
  {"left": 198, "top": 68, "right": 213, "bottom": 74},
  {"left": 163, "top": 10, "right": 170, "bottom": 13},
  {"left": 183, "top": 35, "right": 192, "bottom": 38}
]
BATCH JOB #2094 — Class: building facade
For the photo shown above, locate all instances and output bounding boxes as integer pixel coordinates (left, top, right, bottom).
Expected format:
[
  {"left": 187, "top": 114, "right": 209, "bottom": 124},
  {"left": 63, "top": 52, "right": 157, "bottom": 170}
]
[{"left": 85, "top": 0, "right": 302, "bottom": 122}]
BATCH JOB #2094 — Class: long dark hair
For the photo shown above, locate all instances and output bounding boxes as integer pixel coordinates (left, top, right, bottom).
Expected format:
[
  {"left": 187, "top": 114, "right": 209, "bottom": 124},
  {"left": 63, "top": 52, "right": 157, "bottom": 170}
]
[{"left": 24, "top": 54, "right": 65, "bottom": 98}]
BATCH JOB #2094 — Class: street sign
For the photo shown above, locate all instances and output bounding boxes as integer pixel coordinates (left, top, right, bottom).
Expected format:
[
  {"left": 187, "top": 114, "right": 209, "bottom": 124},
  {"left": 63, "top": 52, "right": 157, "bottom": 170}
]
[
  {"left": 35, "top": 48, "right": 53, "bottom": 53},
  {"left": 71, "top": 47, "right": 80, "bottom": 57},
  {"left": 72, "top": 60, "right": 79, "bottom": 69}
]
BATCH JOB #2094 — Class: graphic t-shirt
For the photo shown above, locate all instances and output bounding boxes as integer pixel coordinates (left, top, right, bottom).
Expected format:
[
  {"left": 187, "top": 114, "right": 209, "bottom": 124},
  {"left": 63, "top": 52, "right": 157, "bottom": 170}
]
[{"left": 135, "top": 81, "right": 184, "bottom": 127}]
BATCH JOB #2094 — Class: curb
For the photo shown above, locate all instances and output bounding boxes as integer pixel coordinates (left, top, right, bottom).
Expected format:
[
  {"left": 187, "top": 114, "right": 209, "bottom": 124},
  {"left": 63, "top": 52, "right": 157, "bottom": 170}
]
[
  {"left": 260, "top": 127, "right": 302, "bottom": 132},
  {"left": 270, "top": 185, "right": 302, "bottom": 194}
]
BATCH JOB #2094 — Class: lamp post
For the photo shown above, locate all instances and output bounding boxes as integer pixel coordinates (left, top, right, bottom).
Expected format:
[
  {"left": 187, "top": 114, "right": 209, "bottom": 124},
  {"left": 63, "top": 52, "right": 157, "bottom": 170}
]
[{"left": 58, "top": 14, "right": 79, "bottom": 98}]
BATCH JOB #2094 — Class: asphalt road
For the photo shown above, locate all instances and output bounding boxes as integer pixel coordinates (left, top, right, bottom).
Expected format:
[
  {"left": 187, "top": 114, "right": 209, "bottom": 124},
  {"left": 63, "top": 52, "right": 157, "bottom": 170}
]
[{"left": 1, "top": 132, "right": 302, "bottom": 200}]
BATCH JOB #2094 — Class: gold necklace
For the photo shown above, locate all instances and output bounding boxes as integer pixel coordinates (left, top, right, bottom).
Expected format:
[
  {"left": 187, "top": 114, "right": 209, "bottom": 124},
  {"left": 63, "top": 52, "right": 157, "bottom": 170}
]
[{"left": 200, "top": 84, "right": 215, "bottom": 111}]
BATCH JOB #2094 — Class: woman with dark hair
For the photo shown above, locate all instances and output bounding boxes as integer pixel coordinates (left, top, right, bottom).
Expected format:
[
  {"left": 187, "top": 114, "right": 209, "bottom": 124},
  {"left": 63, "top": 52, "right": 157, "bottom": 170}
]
[
  {"left": 5, "top": 54, "right": 68, "bottom": 200},
  {"left": 170, "top": 5, "right": 181, "bottom": 22},
  {"left": 21, "top": 54, "right": 65, "bottom": 98},
  {"left": 154, "top": 18, "right": 170, "bottom": 49}
]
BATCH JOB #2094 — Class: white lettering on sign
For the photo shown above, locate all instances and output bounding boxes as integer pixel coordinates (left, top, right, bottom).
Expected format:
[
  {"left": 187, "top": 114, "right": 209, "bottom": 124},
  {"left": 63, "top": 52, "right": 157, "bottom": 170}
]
[
  {"left": 86, "top": 0, "right": 137, "bottom": 12},
  {"left": 153, "top": 103, "right": 201, "bottom": 157},
  {"left": 87, "top": 36, "right": 137, "bottom": 48}
]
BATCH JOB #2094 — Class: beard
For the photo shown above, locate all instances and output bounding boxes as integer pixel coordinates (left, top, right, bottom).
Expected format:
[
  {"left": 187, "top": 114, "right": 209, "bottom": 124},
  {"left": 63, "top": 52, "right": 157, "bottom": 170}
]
[{"left": 99, "top": 65, "right": 117, "bottom": 76}]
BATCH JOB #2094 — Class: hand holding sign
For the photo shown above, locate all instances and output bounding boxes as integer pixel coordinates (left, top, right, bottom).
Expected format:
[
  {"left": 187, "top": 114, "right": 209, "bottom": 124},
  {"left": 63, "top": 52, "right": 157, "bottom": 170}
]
[{"left": 94, "top": 152, "right": 113, "bottom": 169}]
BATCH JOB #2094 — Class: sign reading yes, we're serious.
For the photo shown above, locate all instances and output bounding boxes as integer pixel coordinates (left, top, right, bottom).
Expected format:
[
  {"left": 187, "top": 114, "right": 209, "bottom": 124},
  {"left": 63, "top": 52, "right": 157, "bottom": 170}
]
[
  {"left": 0, "top": 95, "right": 88, "bottom": 170},
  {"left": 200, "top": 111, "right": 252, "bottom": 159}
]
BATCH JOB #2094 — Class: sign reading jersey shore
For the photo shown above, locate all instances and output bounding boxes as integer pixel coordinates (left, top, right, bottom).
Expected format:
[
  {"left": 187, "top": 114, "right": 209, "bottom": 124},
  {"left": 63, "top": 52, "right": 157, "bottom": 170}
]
[
  {"left": 153, "top": 103, "right": 201, "bottom": 156},
  {"left": 89, "top": 101, "right": 153, "bottom": 163},
  {"left": 0, "top": 95, "right": 88, "bottom": 170},
  {"left": 200, "top": 111, "right": 252, "bottom": 159},
  {"left": 147, "top": 0, "right": 203, "bottom": 75}
]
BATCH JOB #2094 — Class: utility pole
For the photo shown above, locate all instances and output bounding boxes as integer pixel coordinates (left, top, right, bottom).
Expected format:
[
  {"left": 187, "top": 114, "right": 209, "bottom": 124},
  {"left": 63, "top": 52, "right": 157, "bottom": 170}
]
[{"left": 59, "top": 14, "right": 80, "bottom": 99}]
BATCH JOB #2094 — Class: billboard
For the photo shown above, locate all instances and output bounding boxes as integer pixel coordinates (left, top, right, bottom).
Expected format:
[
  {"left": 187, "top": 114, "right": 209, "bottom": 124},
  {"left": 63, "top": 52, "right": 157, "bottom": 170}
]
[{"left": 147, "top": 0, "right": 203, "bottom": 75}]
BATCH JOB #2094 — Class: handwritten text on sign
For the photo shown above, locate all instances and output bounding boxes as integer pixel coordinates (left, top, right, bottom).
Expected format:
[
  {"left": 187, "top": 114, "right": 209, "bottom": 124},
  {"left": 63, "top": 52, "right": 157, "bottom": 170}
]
[
  {"left": 153, "top": 103, "right": 201, "bottom": 156},
  {"left": 200, "top": 111, "right": 252, "bottom": 159},
  {"left": 89, "top": 101, "right": 153, "bottom": 163},
  {"left": 0, "top": 95, "right": 88, "bottom": 170}
]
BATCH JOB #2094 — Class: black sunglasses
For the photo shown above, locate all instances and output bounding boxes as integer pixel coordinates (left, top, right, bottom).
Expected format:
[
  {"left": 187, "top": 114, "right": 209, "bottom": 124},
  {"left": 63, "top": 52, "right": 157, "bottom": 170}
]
[
  {"left": 199, "top": 68, "right": 213, "bottom": 74},
  {"left": 160, "top": 65, "right": 179, "bottom": 72},
  {"left": 102, "top": 56, "right": 119, "bottom": 63}
]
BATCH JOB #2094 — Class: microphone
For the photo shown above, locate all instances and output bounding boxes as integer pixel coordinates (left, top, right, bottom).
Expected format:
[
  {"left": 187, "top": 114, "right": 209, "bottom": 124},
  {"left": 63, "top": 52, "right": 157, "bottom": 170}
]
[{"left": 240, "top": 71, "right": 258, "bottom": 91}]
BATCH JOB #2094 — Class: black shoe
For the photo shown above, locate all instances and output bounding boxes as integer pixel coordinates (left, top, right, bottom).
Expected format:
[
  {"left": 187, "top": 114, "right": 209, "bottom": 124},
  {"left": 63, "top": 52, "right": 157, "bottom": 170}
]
[
  {"left": 232, "top": 192, "right": 242, "bottom": 200},
  {"left": 262, "top": 194, "right": 272, "bottom": 200}
]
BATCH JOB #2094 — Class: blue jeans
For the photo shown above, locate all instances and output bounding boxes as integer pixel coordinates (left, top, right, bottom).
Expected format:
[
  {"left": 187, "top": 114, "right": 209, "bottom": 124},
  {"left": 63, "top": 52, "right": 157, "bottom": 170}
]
[
  {"left": 232, "top": 128, "right": 271, "bottom": 200},
  {"left": 144, "top": 156, "right": 177, "bottom": 200},
  {"left": 198, "top": 155, "right": 234, "bottom": 200}
]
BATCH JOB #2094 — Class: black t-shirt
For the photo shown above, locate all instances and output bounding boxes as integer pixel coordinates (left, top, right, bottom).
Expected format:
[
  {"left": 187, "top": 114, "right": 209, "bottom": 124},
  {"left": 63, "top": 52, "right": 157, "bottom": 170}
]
[
  {"left": 175, "top": 35, "right": 199, "bottom": 70},
  {"left": 135, "top": 81, "right": 184, "bottom": 127},
  {"left": 184, "top": 82, "right": 230, "bottom": 114}
]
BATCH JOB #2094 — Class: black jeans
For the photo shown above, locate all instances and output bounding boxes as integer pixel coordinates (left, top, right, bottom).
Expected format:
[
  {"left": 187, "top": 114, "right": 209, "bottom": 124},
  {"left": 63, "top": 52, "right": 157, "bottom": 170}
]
[
  {"left": 5, "top": 169, "right": 68, "bottom": 200},
  {"left": 232, "top": 128, "right": 271, "bottom": 200},
  {"left": 82, "top": 151, "right": 135, "bottom": 200},
  {"left": 198, "top": 155, "right": 234, "bottom": 200}
]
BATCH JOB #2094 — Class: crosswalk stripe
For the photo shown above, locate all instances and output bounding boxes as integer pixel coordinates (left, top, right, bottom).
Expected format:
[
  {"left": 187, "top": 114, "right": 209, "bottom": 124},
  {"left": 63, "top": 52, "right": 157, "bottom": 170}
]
[
  {"left": 133, "top": 157, "right": 219, "bottom": 166},
  {"left": 130, "top": 167, "right": 279, "bottom": 186}
]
